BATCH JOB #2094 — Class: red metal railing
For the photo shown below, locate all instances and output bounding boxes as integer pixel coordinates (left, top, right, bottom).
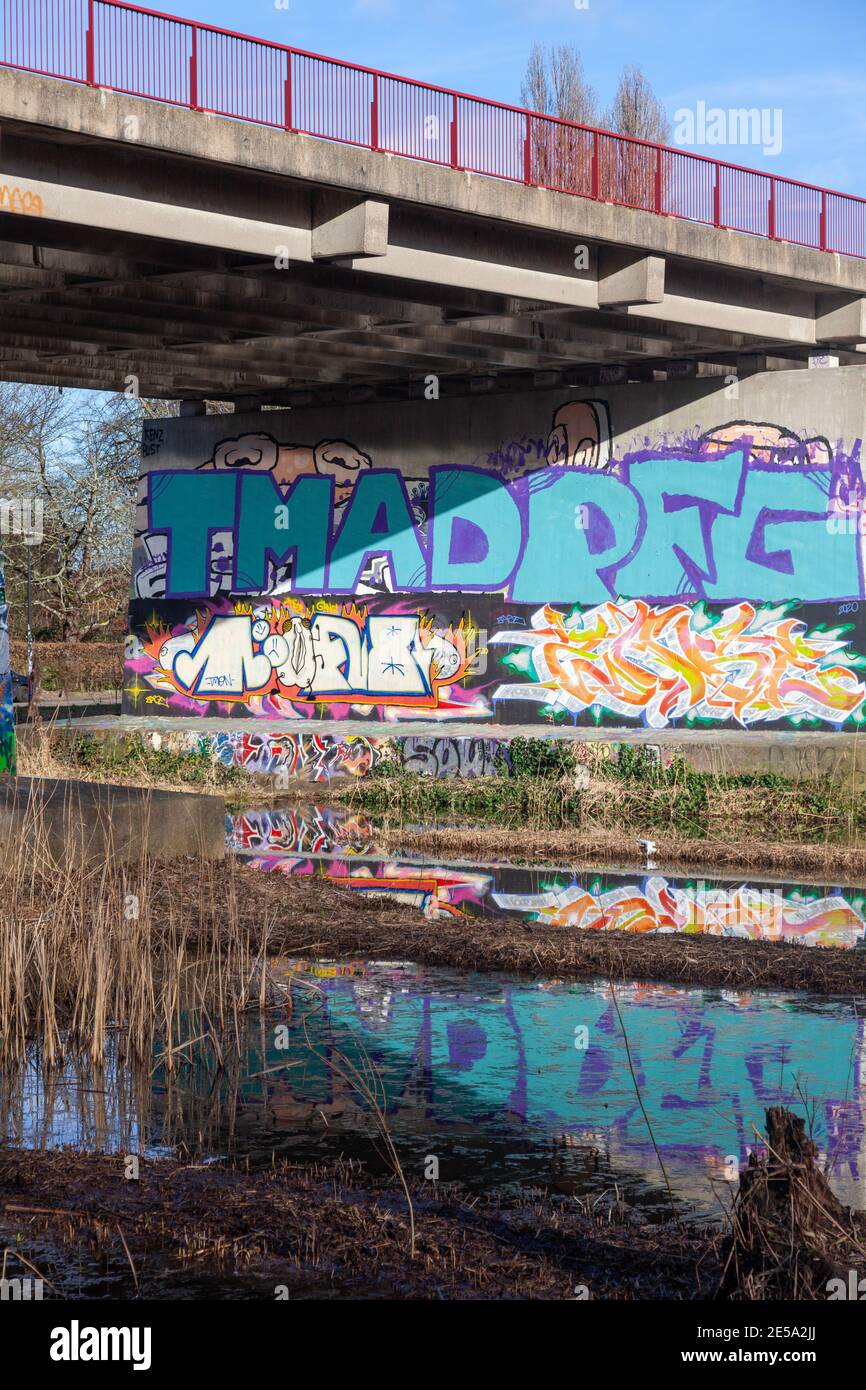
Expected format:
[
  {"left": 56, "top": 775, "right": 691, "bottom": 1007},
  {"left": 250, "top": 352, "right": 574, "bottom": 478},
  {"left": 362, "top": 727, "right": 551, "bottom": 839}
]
[{"left": 2, "top": 0, "right": 865, "bottom": 259}]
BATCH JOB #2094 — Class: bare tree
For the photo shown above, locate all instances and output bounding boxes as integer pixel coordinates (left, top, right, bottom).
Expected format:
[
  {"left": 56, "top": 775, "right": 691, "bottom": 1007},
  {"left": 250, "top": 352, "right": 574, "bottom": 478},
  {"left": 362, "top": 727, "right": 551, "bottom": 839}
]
[
  {"left": 602, "top": 64, "right": 671, "bottom": 211},
  {"left": 0, "top": 386, "right": 143, "bottom": 643},
  {"left": 604, "top": 64, "right": 670, "bottom": 143},
  {"left": 521, "top": 42, "right": 599, "bottom": 126},
  {"left": 520, "top": 46, "right": 669, "bottom": 205},
  {"left": 521, "top": 43, "right": 600, "bottom": 192}
]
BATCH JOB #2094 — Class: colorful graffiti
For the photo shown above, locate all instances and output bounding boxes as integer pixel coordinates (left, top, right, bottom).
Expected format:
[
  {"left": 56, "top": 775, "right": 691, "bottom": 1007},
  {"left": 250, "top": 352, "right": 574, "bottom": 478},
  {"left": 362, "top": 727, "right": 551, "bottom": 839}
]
[
  {"left": 152, "top": 730, "right": 515, "bottom": 780},
  {"left": 208, "top": 729, "right": 377, "bottom": 780},
  {"left": 138, "top": 417, "right": 865, "bottom": 605},
  {"left": 0, "top": 560, "right": 15, "bottom": 774},
  {"left": 127, "top": 405, "right": 866, "bottom": 728},
  {"left": 127, "top": 598, "right": 482, "bottom": 716},
  {"left": 491, "top": 599, "right": 866, "bottom": 729}
]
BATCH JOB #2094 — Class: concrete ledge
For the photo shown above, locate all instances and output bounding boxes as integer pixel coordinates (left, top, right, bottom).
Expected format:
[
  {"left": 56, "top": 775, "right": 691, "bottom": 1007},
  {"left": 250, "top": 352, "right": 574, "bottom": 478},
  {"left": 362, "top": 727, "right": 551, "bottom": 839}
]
[{"left": 0, "top": 775, "right": 225, "bottom": 862}]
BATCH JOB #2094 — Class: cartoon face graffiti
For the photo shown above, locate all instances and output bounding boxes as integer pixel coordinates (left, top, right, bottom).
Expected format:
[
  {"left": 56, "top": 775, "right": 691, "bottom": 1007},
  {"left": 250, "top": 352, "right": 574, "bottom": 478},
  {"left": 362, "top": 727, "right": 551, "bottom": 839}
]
[
  {"left": 698, "top": 421, "right": 832, "bottom": 468},
  {"left": 546, "top": 400, "right": 612, "bottom": 470},
  {"left": 200, "top": 432, "right": 372, "bottom": 502},
  {"left": 252, "top": 612, "right": 317, "bottom": 690}
]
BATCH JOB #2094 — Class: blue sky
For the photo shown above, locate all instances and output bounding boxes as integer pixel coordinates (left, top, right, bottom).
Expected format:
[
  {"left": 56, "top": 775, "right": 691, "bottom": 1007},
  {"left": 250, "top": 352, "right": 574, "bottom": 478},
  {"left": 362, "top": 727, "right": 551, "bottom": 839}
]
[{"left": 170, "top": 0, "right": 866, "bottom": 192}]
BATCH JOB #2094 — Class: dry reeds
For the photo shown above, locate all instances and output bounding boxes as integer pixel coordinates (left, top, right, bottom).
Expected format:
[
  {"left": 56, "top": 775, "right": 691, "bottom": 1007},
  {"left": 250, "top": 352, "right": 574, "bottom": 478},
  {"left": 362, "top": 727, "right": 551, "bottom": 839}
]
[
  {"left": 720, "top": 1107, "right": 866, "bottom": 1300},
  {"left": 0, "top": 791, "right": 275, "bottom": 1069}
]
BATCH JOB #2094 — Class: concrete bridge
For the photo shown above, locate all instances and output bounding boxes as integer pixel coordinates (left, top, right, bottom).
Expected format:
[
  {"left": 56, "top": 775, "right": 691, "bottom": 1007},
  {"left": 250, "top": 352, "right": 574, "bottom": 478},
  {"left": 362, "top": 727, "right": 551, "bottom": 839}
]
[
  {"left": 4, "top": 4, "right": 866, "bottom": 782},
  {"left": 0, "top": 4, "right": 865, "bottom": 404}
]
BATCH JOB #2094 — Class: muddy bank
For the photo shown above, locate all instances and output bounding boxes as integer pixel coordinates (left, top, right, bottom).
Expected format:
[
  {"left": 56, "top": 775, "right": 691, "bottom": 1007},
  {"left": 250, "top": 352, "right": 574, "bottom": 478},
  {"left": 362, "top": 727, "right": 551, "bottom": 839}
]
[
  {"left": 3, "top": 1104, "right": 860, "bottom": 1300},
  {"left": 157, "top": 862, "right": 866, "bottom": 996},
  {"left": 0, "top": 1145, "right": 716, "bottom": 1300}
]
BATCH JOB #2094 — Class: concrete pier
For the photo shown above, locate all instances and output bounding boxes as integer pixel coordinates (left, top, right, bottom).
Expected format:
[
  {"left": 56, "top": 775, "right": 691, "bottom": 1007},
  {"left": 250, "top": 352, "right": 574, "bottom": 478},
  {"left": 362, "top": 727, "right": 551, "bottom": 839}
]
[{"left": 0, "top": 775, "right": 225, "bottom": 863}]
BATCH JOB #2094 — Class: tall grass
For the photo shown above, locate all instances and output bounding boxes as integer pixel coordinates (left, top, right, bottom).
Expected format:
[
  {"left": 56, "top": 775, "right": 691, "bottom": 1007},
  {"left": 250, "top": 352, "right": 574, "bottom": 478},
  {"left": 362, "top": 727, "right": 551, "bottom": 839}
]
[{"left": 0, "top": 793, "right": 274, "bottom": 1069}]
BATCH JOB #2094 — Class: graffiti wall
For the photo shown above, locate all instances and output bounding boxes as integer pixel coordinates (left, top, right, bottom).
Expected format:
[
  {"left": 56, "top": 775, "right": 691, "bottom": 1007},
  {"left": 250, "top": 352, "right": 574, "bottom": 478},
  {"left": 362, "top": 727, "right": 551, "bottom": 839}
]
[
  {"left": 126, "top": 373, "right": 866, "bottom": 731},
  {"left": 0, "top": 557, "right": 14, "bottom": 774}
]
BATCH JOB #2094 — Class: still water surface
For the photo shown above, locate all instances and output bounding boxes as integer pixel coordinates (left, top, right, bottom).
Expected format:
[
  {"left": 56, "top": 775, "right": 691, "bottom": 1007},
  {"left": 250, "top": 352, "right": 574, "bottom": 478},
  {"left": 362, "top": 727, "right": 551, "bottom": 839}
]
[{"left": 4, "top": 960, "right": 864, "bottom": 1222}]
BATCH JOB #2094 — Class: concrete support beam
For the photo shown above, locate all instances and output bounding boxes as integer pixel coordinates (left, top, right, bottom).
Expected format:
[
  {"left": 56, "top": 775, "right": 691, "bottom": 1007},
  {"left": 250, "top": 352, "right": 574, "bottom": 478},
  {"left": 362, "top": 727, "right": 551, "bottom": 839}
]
[
  {"left": 0, "top": 172, "right": 312, "bottom": 260},
  {"left": 815, "top": 293, "right": 866, "bottom": 344},
  {"left": 626, "top": 294, "right": 816, "bottom": 344},
  {"left": 312, "top": 199, "right": 389, "bottom": 260},
  {"left": 349, "top": 245, "right": 597, "bottom": 309},
  {"left": 597, "top": 250, "right": 665, "bottom": 307}
]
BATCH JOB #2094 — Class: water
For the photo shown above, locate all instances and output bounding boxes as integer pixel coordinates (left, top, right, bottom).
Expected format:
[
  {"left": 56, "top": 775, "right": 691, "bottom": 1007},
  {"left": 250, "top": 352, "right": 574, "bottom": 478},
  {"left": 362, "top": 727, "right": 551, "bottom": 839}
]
[
  {"left": 5, "top": 797, "right": 865, "bottom": 1227},
  {"left": 227, "top": 802, "right": 866, "bottom": 948},
  {"left": 5, "top": 961, "right": 866, "bottom": 1222}
]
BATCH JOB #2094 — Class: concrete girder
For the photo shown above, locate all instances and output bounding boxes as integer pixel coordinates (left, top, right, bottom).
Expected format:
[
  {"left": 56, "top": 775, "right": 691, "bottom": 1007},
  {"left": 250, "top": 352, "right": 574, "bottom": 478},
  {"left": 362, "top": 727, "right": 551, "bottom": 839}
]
[
  {"left": 597, "top": 250, "right": 666, "bottom": 307},
  {"left": 312, "top": 198, "right": 389, "bottom": 261},
  {"left": 815, "top": 294, "right": 866, "bottom": 344},
  {"left": 347, "top": 243, "right": 597, "bottom": 309},
  {"left": 0, "top": 172, "right": 312, "bottom": 261}
]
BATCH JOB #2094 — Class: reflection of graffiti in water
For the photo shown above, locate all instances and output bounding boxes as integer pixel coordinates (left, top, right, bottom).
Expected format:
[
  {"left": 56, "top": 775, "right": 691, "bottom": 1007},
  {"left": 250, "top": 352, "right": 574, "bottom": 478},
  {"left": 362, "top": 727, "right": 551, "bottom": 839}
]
[
  {"left": 493, "top": 877, "right": 866, "bottom": 949},
  {"left": 228, "top": 807, "right": 375, "bottom": 857},
  {"left": 231, "top": 811, "right": 866, "bottom": 948},
  {"left": 132, "top": 598, "right": 482, "bottom": 717},
  {"left": 492, "top": 600, "right": 866, "bottom": 728},
  {"left": 250, "top": 855, "right": 492, "bottom": 920},
  {"left": 262, "top": 963, "right": 866, "bottom": 1204}
]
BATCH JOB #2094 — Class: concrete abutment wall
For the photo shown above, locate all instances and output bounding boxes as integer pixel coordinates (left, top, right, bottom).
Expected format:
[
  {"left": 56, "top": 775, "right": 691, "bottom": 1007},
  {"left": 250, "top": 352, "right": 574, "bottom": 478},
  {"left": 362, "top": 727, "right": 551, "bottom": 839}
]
[{"left": 125, "top": 365, "right": 866, "bottom": 744}]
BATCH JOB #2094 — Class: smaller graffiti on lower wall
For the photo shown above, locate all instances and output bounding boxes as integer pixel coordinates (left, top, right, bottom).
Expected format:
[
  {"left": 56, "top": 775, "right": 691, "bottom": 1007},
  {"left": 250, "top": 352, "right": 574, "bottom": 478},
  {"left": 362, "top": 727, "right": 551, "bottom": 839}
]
[
  {"left": 162, "top": 729, "right": 379, "bottom": 782},
  {"left": 209, "top": 729, "right": 377, "bottom": 781},
  {"left": 161, "top": 729, "right": 513, "bottom": 782},
  {"left": 400, "top": 735, "right": 509, "bottom": 777}
]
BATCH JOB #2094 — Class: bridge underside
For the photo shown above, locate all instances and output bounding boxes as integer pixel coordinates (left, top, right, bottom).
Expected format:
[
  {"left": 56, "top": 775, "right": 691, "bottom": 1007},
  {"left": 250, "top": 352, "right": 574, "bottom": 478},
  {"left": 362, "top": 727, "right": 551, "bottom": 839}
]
[{"left": 0, "top": 70, "right": 864, "bottom": 405}]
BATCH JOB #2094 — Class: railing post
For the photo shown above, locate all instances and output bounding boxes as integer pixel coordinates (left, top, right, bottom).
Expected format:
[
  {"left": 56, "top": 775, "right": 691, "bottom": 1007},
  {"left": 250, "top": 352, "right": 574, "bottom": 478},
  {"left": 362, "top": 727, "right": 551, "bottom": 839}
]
[
  {"left": 523, "top": 112, "right": 531, "bottom": 185},
  {"left": 819, "top": 188, "right": 827, "bottom": 251},
  {"left": 86, "top": 0, "right": 95, "bottom": 85},
  {"left": 654, "top": 145, "right": 662, "bottom": 213},
  {"left": 450, "top": 92, "right": 458, "bottom": 169},
  {"left": 189, "top": 25, "right": 198, "bottom": 110},
  {"left": 768, "top": 176, "right": 776, "bottom": 239},
  {"left": 284, "top": 52, "right": 293, "bottom": 131},
  {"left": 713, "top": 162, "right": 721, "bottom": 227},
  {"left": 371, "top": 72, "right": 379, "bottom": 151},
  {"left": 591, "top": 129, "right": 599, "bottom": 200}
]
